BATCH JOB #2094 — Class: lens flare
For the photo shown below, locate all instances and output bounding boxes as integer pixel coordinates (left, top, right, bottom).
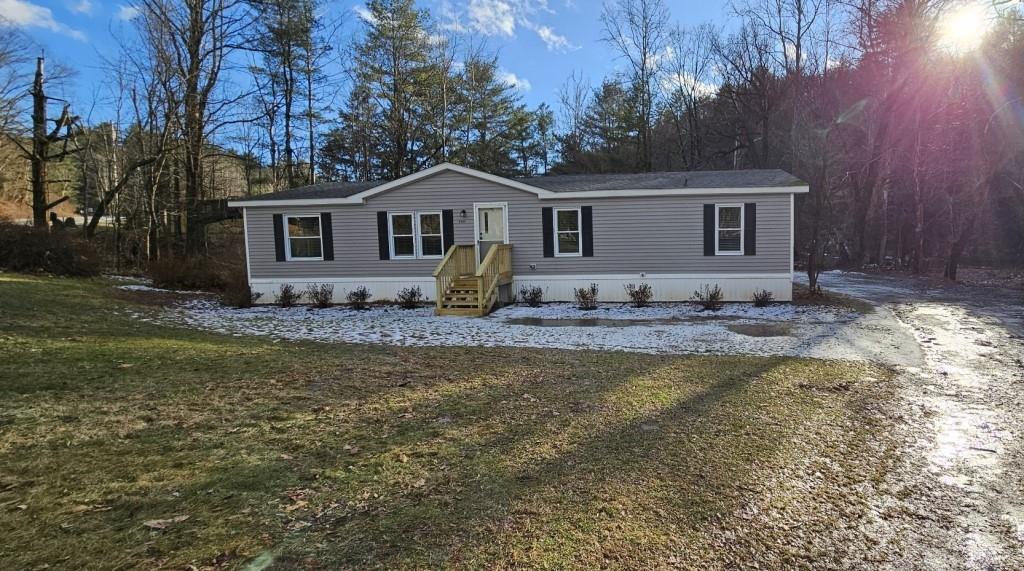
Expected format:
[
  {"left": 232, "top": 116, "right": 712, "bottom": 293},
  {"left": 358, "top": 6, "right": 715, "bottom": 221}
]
[{"left": 937, "top": 3, "right": 994, "bottom": 54}]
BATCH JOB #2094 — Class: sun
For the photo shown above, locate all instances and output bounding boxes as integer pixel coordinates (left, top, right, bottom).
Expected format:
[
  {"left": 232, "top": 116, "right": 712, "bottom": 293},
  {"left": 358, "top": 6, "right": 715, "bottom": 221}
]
[{"left": 937, "top": 2, "right": 994, "bottom": 54}]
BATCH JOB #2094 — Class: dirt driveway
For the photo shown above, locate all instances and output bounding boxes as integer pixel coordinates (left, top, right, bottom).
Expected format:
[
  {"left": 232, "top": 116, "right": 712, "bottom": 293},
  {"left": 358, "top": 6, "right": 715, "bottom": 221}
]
[{"left": 808, "top": 271, "right": 1024, "bottom": 570}]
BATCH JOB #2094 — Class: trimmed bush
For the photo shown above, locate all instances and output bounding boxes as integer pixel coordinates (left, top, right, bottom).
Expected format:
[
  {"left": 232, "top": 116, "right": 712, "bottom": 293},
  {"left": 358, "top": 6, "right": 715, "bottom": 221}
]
[
  {"left": 306, "top": 283, "right": 335, "bottom": 308},
  {"left": 396, "top": 286, "right": 423, "bottom": 309},
  {"left": 275, "top": 283, "right": 301, "bottom": 307},
  {"left": 346, "top": 286, "right": 372, "bottom": 310},
  {"left": 624, "top": 283, "right": 653, "bottom": 308},
  {"left": 0, "top": 222, "right": 100, "bottom": 277},
  {"left": 752, "top": 289, "right": 775, "bottom": 307},
  {"left": 149, "top": 256, "right": 227, "bottom": 291},
  {"left": 691, "top": 283, "right": 724, "bottom": 311},
  {"left": 574, "top": 283, "right": 599, "bottom": 311},
  {"left": 518, "top": 285, "right": 544, "bottom": 307}
]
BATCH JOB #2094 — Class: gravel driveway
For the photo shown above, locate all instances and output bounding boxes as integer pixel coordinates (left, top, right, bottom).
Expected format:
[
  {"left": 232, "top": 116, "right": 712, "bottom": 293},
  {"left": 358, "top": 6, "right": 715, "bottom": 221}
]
[{"left": 804, "top": 271, "right": 1024, "bottom": 570}]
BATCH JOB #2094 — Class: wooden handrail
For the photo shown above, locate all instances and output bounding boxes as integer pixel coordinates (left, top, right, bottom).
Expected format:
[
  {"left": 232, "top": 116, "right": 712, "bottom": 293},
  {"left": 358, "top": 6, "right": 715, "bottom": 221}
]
[{"left": 432, "top": 244, "right": 461, "bottom": 277}]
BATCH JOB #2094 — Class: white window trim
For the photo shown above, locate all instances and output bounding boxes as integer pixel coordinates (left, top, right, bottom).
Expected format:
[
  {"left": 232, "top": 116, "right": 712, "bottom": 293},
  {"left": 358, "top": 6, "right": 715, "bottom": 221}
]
[
  {"left": 388, "top": 210, "right": 445, "bottom": 260},
  {"left": 553, "top": 207, "right": 583, "bottom": 258},
  {"left": 416, "top": 211, "right": 445, "bottom": 260},
  {"left": 715, "top": 203, "right": 744, "bottom": 256},
  {"left": 284, "top": 214, "right": 324, "bottom": 261},
  {"left": 388, "top": 212, "right": 416, "bottom": 260}
]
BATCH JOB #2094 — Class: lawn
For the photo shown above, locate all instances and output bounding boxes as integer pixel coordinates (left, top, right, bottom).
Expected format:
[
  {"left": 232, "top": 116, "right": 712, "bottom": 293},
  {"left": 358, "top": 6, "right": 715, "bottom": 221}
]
[{"left": 0, "top": 274, "right": 902, "bottom": 570}]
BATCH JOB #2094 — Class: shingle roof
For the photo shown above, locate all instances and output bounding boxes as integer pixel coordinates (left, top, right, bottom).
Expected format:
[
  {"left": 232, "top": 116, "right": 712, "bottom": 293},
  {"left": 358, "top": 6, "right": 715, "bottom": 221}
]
[
  {"left": 240, "top": 168, "right": 804, "bottom": 202},
  {"left": 516, "top": 169, "right": 804, "bottom": 192},
  {"left": 241, "top": 180, "right": 380, "bottom": 201}
]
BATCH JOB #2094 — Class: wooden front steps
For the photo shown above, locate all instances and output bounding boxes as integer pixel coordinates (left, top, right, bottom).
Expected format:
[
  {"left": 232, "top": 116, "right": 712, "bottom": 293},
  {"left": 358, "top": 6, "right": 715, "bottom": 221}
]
[{"left": 433, "top": 244, "right": 513, "bottom": 317}]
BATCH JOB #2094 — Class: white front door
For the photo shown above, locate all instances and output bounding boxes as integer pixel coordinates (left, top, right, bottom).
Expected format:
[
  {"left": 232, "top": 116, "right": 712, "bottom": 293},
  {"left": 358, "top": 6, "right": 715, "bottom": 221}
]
[{"left": 475, "top": 204, "right": 507, "bottom": 264}]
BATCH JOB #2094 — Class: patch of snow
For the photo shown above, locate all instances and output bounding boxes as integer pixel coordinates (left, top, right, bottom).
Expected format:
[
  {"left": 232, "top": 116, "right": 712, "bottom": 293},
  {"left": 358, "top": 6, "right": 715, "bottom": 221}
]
[
  {"left": 493, "top": 302, "right": 855, "bottom": 323},
  {"left": 117, "top": 284, "right": 195, "bottom": 294},
  {"left": 146, "top": 299, "right": 875, "bottom": 359},
  {"left": 105, "top": 274, "right": 153, "bottom": 285}
]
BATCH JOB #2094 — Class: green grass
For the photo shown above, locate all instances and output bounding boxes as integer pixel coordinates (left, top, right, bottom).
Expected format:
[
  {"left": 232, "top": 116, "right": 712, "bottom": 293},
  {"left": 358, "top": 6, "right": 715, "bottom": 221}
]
[{"left": 0, "top": 274, "right": 901, "bottom": 570}]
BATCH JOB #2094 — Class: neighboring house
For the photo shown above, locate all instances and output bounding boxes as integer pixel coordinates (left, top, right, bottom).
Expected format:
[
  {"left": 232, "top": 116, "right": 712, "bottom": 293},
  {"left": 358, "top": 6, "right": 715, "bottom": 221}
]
[{"left": 228, "top": 163, "right": 808, "bottom": 315}]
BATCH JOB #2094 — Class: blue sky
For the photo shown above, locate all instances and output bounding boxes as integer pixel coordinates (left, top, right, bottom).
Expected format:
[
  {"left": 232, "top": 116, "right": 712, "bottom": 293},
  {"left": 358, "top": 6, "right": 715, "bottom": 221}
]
[{"left": 2, "top": 0, "right": 732, "bottom": 121}]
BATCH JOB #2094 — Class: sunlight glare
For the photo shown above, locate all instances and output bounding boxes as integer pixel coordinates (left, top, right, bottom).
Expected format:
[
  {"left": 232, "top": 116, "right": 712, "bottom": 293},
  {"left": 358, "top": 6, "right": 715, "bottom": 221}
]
[{"left": 937, "top": 3, "right": 994, "bottom": 54}]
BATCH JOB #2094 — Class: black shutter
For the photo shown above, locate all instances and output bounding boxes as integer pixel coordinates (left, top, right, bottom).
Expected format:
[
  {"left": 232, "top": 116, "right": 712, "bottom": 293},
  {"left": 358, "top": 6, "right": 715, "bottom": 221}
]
[
  {"left": 273, "top": 214, "right": 286, "bottom": 262},
  {"left": 542, "top": 207, "right": 554, "bottom": 258},
  {"left": 376, "top": 211, "right": 390, "bottom": 260},
  {"left": 581, "top": 206, "right": 594, "bottom": 257},
  {"left": 320, "top": 212, "right": 334, "bottom": 261},
  {"left": 442, "top": 209, "right": 455, "bottom": 255},
  {"left": 703, "top": 204, "right": 715, "bottom": 256},
  {"left": 744, "top": 203, "right": 756, "bottom": 256}
]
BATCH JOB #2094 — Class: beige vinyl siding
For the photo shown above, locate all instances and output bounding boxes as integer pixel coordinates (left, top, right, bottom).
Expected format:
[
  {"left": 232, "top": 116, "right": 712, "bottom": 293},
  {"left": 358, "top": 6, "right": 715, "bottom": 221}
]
[{"left": 245, "top": 170, "right": 792, "bottom": 280}]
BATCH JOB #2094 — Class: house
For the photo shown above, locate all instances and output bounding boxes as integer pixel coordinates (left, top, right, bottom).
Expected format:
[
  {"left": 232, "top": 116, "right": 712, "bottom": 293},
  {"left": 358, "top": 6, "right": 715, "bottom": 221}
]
[{"left": 228, "top": 163, "right": 808, "bottom": 315}]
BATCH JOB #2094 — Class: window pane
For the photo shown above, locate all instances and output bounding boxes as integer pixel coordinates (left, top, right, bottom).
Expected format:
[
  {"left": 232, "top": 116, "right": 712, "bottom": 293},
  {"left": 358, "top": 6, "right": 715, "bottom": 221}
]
[
  {"left": 718, "top": 207, "right": 741, "bottom": 229},
  {"left": 290, "top": 237, "right": 322, "bottom": 258},
  {"left": 419, "top": 213, "right": 441, "bottom": 235},
  {"left": 558, "top": 231, "right": 580, "bottom": 254},
  {"left": 391, "top": 214, "right": 413, "bottom": 235},
  {"left": 556, "top": 210, "right": 580, "bottom": 232},
  {"left": 288, "top": 216, "right": 320, "bottom": 237},
  {"left": 719, "top": 229, "right": 741, "bottom": 252},
  {"left": 421, "top": 235, "right": 443, "bottom": 256},
  {"left": 393, "top": 235, "right": 415, "bottom": 257}
]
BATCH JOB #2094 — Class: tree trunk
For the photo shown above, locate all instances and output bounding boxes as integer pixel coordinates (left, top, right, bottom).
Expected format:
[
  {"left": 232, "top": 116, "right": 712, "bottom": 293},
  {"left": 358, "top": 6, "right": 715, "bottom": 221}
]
[{"left": 30, "top": 57, "right": 47, "bottom": 228}]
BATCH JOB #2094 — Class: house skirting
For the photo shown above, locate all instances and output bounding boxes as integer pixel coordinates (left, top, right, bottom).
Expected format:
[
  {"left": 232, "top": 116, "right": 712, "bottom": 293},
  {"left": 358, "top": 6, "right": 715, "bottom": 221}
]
[{"left": 250, "top": 273, "right": 794, "bottom": 304}]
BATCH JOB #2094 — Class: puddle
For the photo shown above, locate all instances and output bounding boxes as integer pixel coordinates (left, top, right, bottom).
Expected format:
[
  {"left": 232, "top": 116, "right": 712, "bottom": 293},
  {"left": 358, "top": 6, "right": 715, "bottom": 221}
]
[{"left": 726, "top": 323, "right": 794, "bottom": 337}]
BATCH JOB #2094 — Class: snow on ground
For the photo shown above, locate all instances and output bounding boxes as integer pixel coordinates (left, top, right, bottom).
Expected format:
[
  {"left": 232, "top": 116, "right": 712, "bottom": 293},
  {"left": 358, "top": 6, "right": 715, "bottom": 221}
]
[
  {"left": 139, "top": 296, "right": 875, "bottom": 358},
  {"left": 495, "top": 301, "right": 855, "bottom": 323},
  {"left": 117, "top": 284, "right": 196, "bottom": 294},
  {"left": 105, "top": 274, "right": 153, "bottom": 284}
]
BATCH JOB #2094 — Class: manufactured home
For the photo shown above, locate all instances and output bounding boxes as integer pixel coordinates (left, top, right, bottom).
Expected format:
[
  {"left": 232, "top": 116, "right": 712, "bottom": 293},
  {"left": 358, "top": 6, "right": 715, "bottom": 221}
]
[{"left": 228, "top": 163, "right": 808, "bottom": 315}]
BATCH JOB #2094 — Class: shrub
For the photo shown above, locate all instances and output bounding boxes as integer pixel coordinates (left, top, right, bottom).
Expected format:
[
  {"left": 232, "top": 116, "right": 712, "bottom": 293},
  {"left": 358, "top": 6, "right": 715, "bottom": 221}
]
[
  {"left": 574, "top": 283, "right": 599, "bottom": 310},
  {"left": 149, "top": 256, "right": 227, "bottom": 291},
  {"left": 624, "top": 283, "right": 653, "bottom": 308},
  {"left": 691, "top": 283, "right": 724, "bottom": 311},
  {"left": 346, "top": 285, "right": 372, "bottom": 310},
  {"left": 221, "top": 274, "right": 262, "bottom": 308},
  {"left": 752, "top": 289, "right": 775, "bottom": 307},
  {"left": 275, "top": 283, "right": 301, "bottom": 307},
  {"left": 306, "top": 283, "right": 335, "bottom": 308},
  {"left": 0, "top": 222, "right": 100, "bottom": 277},
  {"left": 518, "top": 285, "right": 544, "bottom": 307},
  {"left": 396, "top": 286, "right": 423, "bottom": 309}
]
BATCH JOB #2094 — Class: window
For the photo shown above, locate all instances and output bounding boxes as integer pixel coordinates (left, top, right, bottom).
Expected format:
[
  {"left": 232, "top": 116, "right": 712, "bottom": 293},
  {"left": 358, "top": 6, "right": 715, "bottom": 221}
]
[
  {"left": 389, "top": 213, "right": 415, "bottom": 258},
  {"left": 285, "top": 215, "right": 323, "bottom": 260},
  {"left": 715, "top": 204, "right": 743, "bottom": 255},
  {"left": 554, "top": 207, "right": 581, "bottom": 257},
  {"left": 389, "top": 211, "right": 445, "bottom": 259},
  {"left": 418, "top": 212, "right": 444, "bottom": 258}
]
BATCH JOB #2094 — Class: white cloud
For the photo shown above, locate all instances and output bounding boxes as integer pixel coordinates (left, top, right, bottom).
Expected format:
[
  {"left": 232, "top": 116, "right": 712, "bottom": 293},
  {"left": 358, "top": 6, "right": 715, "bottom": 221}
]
[
  {"left": 532, "top": 24, "right": 575, "bottom": 51},
  {"left": 468, "top": 0, "right": 515, "bottom": 36},
  {"left": 0, "top": 0, "right": 86, "bottom": 40},
  {"left": 661, "top": 72, "right": 717, "bottom": 98},
  {"left": 352, "top": 5, "right": 377, "bottom": 25},
  {"left": 449, "top": 1, "right": 576, "bottom": 52},
  {"left": 116, "top": 4, "right": 140, "bottom": 21},
  {"left": 499, "top": 69, "right": 531, "bottom": 91},
  {"left": 69, "top": 0, "right": 93, "bottom": 15}
]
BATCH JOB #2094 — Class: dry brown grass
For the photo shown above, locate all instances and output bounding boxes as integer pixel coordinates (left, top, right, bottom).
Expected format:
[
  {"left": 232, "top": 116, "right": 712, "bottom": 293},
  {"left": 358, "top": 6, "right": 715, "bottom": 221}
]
[{"left": 0, "top": 275, "right": 903, "bottom": 570}]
